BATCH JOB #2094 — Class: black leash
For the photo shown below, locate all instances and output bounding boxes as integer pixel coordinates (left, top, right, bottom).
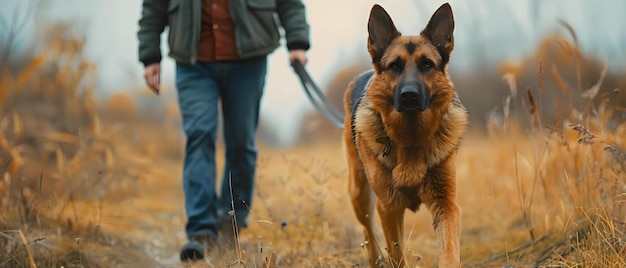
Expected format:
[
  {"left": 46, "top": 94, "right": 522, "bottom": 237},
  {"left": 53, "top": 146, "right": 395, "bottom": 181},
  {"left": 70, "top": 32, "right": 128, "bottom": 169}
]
[{"left": 291, "top": 60, "right": 345, "bottom": 129}]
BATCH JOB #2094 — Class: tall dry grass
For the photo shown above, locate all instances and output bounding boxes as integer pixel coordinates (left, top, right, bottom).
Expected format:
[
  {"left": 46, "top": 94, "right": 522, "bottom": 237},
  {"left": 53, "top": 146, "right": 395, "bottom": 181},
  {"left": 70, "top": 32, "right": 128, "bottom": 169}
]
[
  {"left": 475, "top": 26, "right": 626, "bottom": 267},
  {"left": 0, "top": 24, "right": 160, "bottom": 267}
]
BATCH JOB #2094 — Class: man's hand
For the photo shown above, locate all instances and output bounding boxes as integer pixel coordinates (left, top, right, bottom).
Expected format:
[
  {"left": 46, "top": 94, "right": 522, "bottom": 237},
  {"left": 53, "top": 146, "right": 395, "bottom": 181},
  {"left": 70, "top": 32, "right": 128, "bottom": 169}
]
[
  {"left": 144, "top": 63, "right": 161, "bottom": 95},
  {"left": 289, "top": 49, "right": 307, "bottom": 66}
]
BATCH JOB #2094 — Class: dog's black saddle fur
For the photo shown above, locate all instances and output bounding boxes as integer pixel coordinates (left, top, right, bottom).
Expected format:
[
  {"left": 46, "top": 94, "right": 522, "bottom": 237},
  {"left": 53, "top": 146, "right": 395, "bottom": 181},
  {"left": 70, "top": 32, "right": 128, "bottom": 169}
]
[
  {"left": 349, "top": 70, "right": 375, "bottom": 158},
  {"left": 350, "top": 70, "right": 375, "bottom": 117}
]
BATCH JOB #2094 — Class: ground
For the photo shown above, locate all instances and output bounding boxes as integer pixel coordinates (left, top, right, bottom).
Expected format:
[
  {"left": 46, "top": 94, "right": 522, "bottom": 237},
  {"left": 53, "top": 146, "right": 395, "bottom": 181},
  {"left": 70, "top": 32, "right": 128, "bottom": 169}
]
[{"left": 86, "top": 128, "right": 626, "bottom": 267}]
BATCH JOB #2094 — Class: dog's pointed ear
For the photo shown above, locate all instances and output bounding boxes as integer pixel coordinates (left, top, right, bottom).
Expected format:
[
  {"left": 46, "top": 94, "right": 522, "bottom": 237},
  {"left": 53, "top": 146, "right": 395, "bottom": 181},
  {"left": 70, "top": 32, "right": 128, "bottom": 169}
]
[
  {"left": 368, "top": 5, "right": 400, "bottom": 66},
  {"left": 421, "top": 3, "right": 454, "bottom": 63}
]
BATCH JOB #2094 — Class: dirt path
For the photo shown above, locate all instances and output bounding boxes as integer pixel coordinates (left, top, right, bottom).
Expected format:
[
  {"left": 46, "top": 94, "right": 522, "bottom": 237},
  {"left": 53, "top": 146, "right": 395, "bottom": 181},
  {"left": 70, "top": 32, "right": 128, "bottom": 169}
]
[
  {"left": 114, "top": 141, "right": 366, "bottom": 267},
  {"left": 121, "top": 158, "right": 187, "bottom": 267}
]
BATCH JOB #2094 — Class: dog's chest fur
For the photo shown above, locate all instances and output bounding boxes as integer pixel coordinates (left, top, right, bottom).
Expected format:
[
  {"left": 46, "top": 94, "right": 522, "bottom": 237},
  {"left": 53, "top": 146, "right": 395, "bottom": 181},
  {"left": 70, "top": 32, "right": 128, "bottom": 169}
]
[{"left": 353, "top": 88, "right": 467, "bottom": 190}]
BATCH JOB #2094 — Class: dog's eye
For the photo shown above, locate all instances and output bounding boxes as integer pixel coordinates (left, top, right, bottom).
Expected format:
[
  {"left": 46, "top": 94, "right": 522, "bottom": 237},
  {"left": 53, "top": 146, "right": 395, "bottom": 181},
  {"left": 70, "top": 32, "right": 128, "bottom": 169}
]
[
  {"left": 419, "top": 58, "right": 435, "bottom": 72},
  {"left": 389, "top": 62, "right": 400, "bottom": 71},
  {"left": 423, "top": 60, "right": 432, "bottom": 69}
]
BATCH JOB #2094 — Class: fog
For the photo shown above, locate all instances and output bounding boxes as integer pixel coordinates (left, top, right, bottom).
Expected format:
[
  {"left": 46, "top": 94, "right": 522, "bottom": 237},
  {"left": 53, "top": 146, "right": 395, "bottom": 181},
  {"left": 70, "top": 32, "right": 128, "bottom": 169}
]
[{"left": 2, "top": 0, "right": 625, "bottom": 145}]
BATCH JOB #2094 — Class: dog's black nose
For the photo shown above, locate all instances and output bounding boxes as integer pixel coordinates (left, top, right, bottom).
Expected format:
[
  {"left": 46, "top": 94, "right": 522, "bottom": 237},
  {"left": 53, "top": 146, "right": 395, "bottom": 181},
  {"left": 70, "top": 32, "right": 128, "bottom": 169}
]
[
  {"left": 400, "top": 90, "right": 419, "bottom": 106},
  {"left": 396, "top": 85, "right": 429, "bottom": 112}
]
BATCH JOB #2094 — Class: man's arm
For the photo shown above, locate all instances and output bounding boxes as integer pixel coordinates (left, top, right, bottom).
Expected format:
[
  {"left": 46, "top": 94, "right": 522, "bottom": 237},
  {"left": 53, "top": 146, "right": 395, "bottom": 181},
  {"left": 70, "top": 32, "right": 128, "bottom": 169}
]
[
  {"left": 138, "top": 0, "right": 169, "bottom": 94},
  {"left": 137, "top": 0, "right": 169, "bottom": 67},
  {"left": 275, "top": 0, "right": 311, "bottom": 54}
]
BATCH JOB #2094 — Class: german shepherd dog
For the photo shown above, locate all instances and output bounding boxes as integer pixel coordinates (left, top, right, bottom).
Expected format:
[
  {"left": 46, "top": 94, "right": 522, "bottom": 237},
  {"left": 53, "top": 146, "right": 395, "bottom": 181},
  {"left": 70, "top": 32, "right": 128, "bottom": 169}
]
[{"left": 342, "top": 3, "right": 467, "bottom": 267}]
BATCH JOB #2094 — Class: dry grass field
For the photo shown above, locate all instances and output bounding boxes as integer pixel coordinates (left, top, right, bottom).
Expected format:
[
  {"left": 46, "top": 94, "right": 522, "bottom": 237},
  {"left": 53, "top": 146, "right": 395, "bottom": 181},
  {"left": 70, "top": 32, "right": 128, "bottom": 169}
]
[{"left": 1, "top": 25, "right": 625, "bottom": 267}]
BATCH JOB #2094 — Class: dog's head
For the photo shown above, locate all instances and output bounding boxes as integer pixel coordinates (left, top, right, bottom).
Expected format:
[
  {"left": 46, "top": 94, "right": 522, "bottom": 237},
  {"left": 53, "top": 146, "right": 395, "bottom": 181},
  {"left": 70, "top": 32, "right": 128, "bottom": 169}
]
[{"left": 367, "top": 3, "right": 455, "bottom": 112}]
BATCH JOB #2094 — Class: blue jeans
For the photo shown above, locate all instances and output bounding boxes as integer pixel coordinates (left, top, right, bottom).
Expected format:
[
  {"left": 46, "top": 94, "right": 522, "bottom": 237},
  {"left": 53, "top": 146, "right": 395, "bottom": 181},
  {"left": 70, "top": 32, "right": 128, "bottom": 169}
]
[{"left": 175, "top": 57, "right": 267, "bottom": 240}]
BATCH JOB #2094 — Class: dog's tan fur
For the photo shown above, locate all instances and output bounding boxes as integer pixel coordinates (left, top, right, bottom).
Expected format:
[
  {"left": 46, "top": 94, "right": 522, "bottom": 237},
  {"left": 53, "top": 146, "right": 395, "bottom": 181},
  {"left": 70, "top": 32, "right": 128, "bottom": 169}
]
[{"left": 343, "top": 3, "right": 467, "bottom": 267}]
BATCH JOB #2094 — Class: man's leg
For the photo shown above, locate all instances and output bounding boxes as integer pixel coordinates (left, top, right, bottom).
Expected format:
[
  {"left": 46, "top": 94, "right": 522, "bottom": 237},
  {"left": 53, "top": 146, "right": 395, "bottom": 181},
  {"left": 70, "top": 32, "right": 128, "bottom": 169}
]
[
  {"left": 176, "top": 62, "right": 221, "bottom": 243},
  {"left": 217, "top": 56, "right": 267, "bottom": 228}
]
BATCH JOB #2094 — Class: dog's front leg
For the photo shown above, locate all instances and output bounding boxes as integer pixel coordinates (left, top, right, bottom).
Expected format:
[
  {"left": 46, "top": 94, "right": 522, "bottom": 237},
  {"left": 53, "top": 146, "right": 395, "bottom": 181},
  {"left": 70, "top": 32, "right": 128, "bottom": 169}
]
[
  {"left": 348, "top": 170, "right": 380, "bottom": 266},
  {"left": 430, "top": 199, "right": 460, "bottom": 267},
  {"left": 425, "top": 157, "right": 461, "bottom": 268},
  {"left": 376, "top": 200, "right": 405, "bottom": 267}
]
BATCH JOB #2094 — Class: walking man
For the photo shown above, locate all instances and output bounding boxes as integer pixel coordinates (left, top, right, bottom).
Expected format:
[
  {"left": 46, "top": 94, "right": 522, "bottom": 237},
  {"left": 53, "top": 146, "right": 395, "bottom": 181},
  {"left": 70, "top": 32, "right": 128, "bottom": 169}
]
[{"left": 137, "top": 0, "right": 310, "bottom": 261}]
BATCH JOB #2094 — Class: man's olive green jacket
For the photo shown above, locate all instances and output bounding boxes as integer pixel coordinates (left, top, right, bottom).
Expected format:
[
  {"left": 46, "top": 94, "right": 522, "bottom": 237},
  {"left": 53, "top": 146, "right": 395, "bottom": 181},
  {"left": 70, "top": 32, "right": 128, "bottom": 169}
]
[{"left": 137, "top": 0, "right": 310, "bottom": 66}]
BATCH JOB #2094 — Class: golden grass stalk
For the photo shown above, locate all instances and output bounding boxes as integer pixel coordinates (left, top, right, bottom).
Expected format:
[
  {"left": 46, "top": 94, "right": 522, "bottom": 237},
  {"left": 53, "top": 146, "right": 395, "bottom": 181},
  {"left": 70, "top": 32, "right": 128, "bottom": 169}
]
[
  {"left": 526, "top": 86, "right": 537, "bottom": 116},
  {"left": 15, "top": 55, "right": 46, "bottom": 90},
  {"left": 582, "top": 60, "right": 608, "bottom": 100},
  {"left": 1, "top": 229, "right": 37, "bottom": 268}
]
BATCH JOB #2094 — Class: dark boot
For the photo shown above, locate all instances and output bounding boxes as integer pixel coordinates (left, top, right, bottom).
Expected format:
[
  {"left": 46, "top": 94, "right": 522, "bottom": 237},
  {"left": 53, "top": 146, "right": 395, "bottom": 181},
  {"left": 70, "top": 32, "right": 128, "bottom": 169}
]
[{"left": 180, "top": 234, "right": 216, "bottom": 262}]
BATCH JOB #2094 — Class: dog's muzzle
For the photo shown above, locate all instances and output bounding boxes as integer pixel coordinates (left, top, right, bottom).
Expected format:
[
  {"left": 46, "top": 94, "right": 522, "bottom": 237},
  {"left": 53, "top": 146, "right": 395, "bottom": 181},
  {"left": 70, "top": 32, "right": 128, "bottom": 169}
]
[{"left": 394, "top": 82, "right": 430, "bottom": 112}]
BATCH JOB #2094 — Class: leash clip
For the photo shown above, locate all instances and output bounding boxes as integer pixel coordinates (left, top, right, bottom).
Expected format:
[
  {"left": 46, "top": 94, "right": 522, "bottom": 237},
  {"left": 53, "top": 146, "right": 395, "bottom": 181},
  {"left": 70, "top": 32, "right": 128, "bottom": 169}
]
[{"left": 376, "top": 137, "right": 393, "bottom": 157}]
